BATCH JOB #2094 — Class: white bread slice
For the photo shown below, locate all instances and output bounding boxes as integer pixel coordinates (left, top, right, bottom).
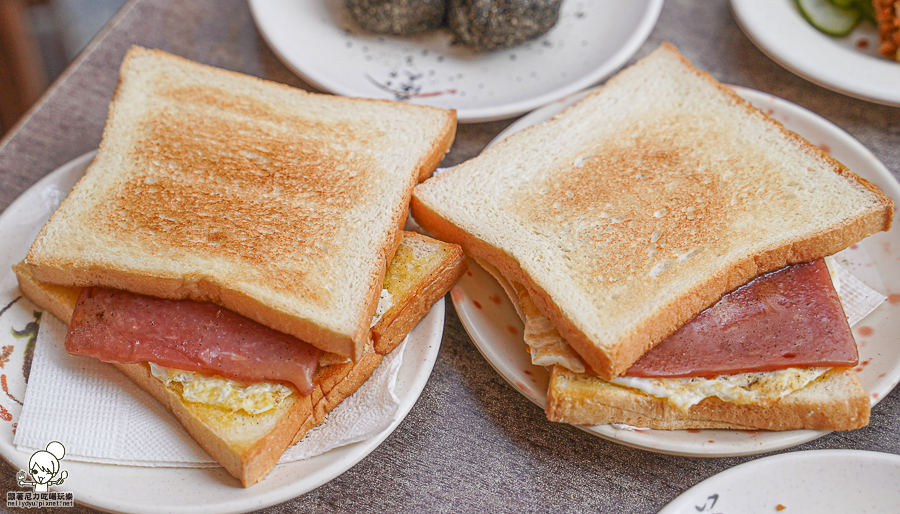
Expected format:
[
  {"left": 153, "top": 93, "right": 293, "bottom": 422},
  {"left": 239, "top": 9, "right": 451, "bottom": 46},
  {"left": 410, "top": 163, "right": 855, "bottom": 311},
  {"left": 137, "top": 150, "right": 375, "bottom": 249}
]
[
  {"left": 26, "top": 46, "right": 457, "bottom": 360},
  {"left": 546, "top": 365, "right": 870, "bottom": 431},
  {"left": 14, "top": 231, "right": 466, "bottom": 486},
  {"left": 411, "top": 43, "right": 893, "bottom": 380}
]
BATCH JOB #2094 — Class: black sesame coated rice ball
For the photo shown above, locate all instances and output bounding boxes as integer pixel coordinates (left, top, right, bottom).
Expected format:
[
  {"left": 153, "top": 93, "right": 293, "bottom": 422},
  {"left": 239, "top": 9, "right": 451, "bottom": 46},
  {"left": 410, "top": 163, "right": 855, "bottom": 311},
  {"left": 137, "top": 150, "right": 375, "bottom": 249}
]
[
  {"left": 447, "top": 0, "right": 562, "bottom": 51},
  {"left": 346, "top": 0, "right": 447, "bottom": 36}
]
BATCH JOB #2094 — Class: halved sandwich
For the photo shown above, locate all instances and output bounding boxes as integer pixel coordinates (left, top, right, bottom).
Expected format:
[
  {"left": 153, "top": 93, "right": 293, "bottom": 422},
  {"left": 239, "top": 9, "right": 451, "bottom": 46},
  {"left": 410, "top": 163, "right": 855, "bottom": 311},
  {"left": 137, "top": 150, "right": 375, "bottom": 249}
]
[
  {"left": 411, "top": 43, "right": 894, "bottom": 431},
  {"left": 506, "top": 258, "right": 873, "bottom": 430},
  {"left": 15, "top": 231, "right": 466, "bottom": 485},
  {"left": 18, "top": 47, "right": 463, "bottom": 484}
]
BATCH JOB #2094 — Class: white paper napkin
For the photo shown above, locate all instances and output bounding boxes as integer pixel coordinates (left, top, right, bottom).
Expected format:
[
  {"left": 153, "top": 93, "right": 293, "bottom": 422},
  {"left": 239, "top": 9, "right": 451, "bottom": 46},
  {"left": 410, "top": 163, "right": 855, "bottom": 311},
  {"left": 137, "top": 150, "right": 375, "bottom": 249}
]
[
  {"left": 834, "top": 262, "right": 885, "bottom": 326},
  {"left": 13, "top": 315, "right": 406, "bottom": 467}
]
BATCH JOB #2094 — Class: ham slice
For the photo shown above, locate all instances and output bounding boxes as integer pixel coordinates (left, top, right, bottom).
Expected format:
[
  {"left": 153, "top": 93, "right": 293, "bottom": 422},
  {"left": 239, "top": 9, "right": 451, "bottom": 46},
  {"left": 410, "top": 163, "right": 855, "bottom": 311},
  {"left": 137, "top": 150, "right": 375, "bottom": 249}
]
[
  {"left": 624, "top": 259, "right": 859, "bottom": 378},
  {"left": 66, "top": 287, "right": 321, "bottom": 395}
]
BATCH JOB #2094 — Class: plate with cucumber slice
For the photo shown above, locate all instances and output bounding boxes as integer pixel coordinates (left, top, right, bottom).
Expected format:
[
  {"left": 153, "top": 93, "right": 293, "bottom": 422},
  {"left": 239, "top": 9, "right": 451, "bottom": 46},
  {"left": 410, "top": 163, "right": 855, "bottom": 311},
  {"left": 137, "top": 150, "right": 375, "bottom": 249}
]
[{"left": 731, "top": 0, "right": 900, "bottom": 106}]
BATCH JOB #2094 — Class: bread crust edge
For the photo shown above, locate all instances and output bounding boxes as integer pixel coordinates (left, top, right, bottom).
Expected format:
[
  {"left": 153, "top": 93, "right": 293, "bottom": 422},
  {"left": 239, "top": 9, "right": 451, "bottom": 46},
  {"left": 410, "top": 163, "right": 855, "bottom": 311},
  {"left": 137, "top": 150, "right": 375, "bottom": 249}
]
[{"left": 545, "top": 366, "right": 871, "bottom": 431}]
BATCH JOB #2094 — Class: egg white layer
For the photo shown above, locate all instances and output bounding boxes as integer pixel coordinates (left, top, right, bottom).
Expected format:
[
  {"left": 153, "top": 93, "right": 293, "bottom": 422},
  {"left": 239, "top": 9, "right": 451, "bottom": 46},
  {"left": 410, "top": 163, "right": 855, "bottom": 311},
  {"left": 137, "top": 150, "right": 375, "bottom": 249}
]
[
  {"left": 610, "top": 367, "right": 830, "bottom": 413},
  {"left": 150, "top": 363, "right": 293, "bottom": 415}
]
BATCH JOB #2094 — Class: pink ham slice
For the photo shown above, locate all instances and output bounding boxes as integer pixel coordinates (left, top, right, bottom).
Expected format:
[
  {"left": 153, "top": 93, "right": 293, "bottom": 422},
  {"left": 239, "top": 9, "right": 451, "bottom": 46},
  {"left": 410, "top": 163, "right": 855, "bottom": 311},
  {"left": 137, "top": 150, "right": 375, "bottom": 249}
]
[
  {"left": 624, "top": 259, "right": 859, "bottom": 378},
  {"left": 66, "top": 287, "right": 321, "bottom": 395}
]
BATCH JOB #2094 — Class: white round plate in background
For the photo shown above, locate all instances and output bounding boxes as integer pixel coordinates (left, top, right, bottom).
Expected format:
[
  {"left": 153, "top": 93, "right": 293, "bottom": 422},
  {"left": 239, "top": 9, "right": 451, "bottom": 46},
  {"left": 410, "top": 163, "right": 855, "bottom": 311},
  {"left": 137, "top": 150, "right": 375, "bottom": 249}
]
[
  {"left": 658, "top": 450, "right": 900, "bottom": 513},
  {"left": 731, "top": 0, "right": 900, "bottom": 106},
  {"left": 451, "top": 86, "right": 900, "bottom": 457},
  {"left": 0, "top": 151, "right": 444, "bottom": 512},
  {"left": 248, "top": 0, "right": 663, "bottom": 122}
]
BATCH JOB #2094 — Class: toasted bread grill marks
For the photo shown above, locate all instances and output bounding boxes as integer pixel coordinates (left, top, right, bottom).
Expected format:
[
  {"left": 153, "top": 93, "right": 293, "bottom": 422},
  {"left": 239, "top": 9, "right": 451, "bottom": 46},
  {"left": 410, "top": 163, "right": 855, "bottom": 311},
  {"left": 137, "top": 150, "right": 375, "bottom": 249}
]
[{"left": 95, "top": 107, "right": 376, "bottom": 300}]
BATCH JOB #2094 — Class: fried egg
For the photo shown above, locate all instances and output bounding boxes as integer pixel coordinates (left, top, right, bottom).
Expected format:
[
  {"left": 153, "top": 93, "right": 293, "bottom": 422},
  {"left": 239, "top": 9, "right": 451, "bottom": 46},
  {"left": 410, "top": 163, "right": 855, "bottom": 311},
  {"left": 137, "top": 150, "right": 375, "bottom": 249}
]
[
  {"left": 371, "top": 288, "right": 393, "bottom": 327},
  {"left": 150, "top": 363, "right": 293, "bottom": 415},
  {"left": 610, "top": 367, "right": 830, "bottom": 413}
]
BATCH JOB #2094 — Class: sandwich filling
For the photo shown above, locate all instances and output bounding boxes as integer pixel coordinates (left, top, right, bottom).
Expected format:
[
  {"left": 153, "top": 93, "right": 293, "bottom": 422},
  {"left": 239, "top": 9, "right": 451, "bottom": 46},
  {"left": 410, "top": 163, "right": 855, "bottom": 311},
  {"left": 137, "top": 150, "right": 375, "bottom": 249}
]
[
  {"left": 66, "top": 287, "right": 322, "bottom": 396},
  {"left": 610, "top": 368, "right": 830, "bottom": 413},
  {"left": 511, "top": 258, "right": 859, "bottom": 411},
  {"left": 606, "top": 258, "right": 855, "bottom": 412},
  {"left": 150, "top": 363, "right": 294, "bottom": 415},
  {"left": 60, "top": 232, "right": 458, "bottom": 415},
  {"left": 622, "top": 259, "right": 857, "bottom": 377}
]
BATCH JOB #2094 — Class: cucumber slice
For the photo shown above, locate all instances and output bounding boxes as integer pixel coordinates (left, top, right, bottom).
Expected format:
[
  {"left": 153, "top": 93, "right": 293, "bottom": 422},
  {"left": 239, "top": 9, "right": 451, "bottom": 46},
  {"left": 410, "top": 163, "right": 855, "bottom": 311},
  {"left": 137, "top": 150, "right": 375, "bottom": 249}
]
[
  {"left": 855, "top": 0, "right": 877, "bottom": 25},
  {"left": 828, "top": 0, "right": 855, "bottom": 8},
  {"left": 796, "top": 0, "right": 861, "bottom": 37}
]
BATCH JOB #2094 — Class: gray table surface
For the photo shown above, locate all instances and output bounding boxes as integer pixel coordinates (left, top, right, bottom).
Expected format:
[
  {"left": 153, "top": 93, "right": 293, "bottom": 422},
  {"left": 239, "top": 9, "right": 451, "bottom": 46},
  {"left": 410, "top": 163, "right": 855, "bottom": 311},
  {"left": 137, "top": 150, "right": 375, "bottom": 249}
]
[{"left": 0, "top": 0, "right": 897, "bottom": 512}]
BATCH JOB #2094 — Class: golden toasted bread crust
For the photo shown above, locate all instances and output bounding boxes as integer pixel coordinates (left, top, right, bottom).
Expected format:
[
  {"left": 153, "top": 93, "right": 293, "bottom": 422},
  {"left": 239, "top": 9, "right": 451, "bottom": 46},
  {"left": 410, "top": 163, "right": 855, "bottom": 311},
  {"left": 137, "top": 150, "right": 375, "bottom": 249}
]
[
  {"left": 12, "top": 262, "right": 78, "bottom": 324},
  {"left": 546, "top": 366, "right": 870, "bottom": 431},
  {"left": 415, "top": 114, "right": 457, "bottom": 183},
  {"left": 290, "top": 347, "right": 381, "bottom": 449}
]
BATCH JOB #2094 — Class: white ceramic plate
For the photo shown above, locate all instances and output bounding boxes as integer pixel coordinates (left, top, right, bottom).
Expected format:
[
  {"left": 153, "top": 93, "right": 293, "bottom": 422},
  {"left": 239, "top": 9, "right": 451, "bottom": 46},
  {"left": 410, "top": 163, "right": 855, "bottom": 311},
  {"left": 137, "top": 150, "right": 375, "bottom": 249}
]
[
  {"left": 248, "top": 0, "right": 662, "bottom": 122},
  {"left": 0, "top": 151, "right": 444, "bottom": 513},
  {"left": 451, "top": 86, "right": 900, "bottom": 457},
  {"left": 731, "top": 0, "right": 900, "bottom": 106},
  {"left": 659, "top": 449, "right": 900, "bottom": 513}
]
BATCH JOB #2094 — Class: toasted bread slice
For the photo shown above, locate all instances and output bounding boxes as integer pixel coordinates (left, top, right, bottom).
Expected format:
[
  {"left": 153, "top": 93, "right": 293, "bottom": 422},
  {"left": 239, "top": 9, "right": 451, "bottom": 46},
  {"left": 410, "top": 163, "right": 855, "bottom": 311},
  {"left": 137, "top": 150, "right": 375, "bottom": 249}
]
[
  {"left": 372, "top": 231, "right": 466, "bottom": 354},
  {"left": 412, "top": 43, "right": 893, "bottom": 380},
  {"left": 546, "top": 365, "right": 870, "bottom": 431},
  {"left": 26, "top": 46, "right": 457, "bottom": 361},
  {"left": 14, "top": 231, "right": 465, "bottom": 486}
]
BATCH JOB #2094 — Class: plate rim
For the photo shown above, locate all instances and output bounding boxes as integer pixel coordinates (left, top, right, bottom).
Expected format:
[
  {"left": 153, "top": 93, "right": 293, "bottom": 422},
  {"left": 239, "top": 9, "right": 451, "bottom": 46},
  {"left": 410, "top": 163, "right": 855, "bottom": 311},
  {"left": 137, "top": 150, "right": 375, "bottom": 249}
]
[
  {"left": 452, "top": 84, "right": 900, "bottom": 457},
  {"left": 247, "top": 0, "right": 664, "bottom": 122},
  {"left": 730, "top": 0, "right": 900, "bottom": 106},
  {"left": 657, "top": 449, "right": 900, "bottom": 513},
  {"left": 0, "top": 150, "right": 445, "bottom": 513}
]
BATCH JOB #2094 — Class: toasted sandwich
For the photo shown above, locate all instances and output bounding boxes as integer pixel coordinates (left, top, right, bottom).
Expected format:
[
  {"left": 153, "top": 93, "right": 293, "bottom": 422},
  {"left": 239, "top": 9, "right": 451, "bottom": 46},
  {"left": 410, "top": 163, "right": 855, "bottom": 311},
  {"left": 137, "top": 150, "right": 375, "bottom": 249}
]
[
  {"left": 18, "top": 47, "right": 463, "bottom": 485},
  {"left": 411, "top": 43, "right": 893, "bottom": 431},
  {"left": 15, "top": 230, "right": 466, "bottom": 485}
]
